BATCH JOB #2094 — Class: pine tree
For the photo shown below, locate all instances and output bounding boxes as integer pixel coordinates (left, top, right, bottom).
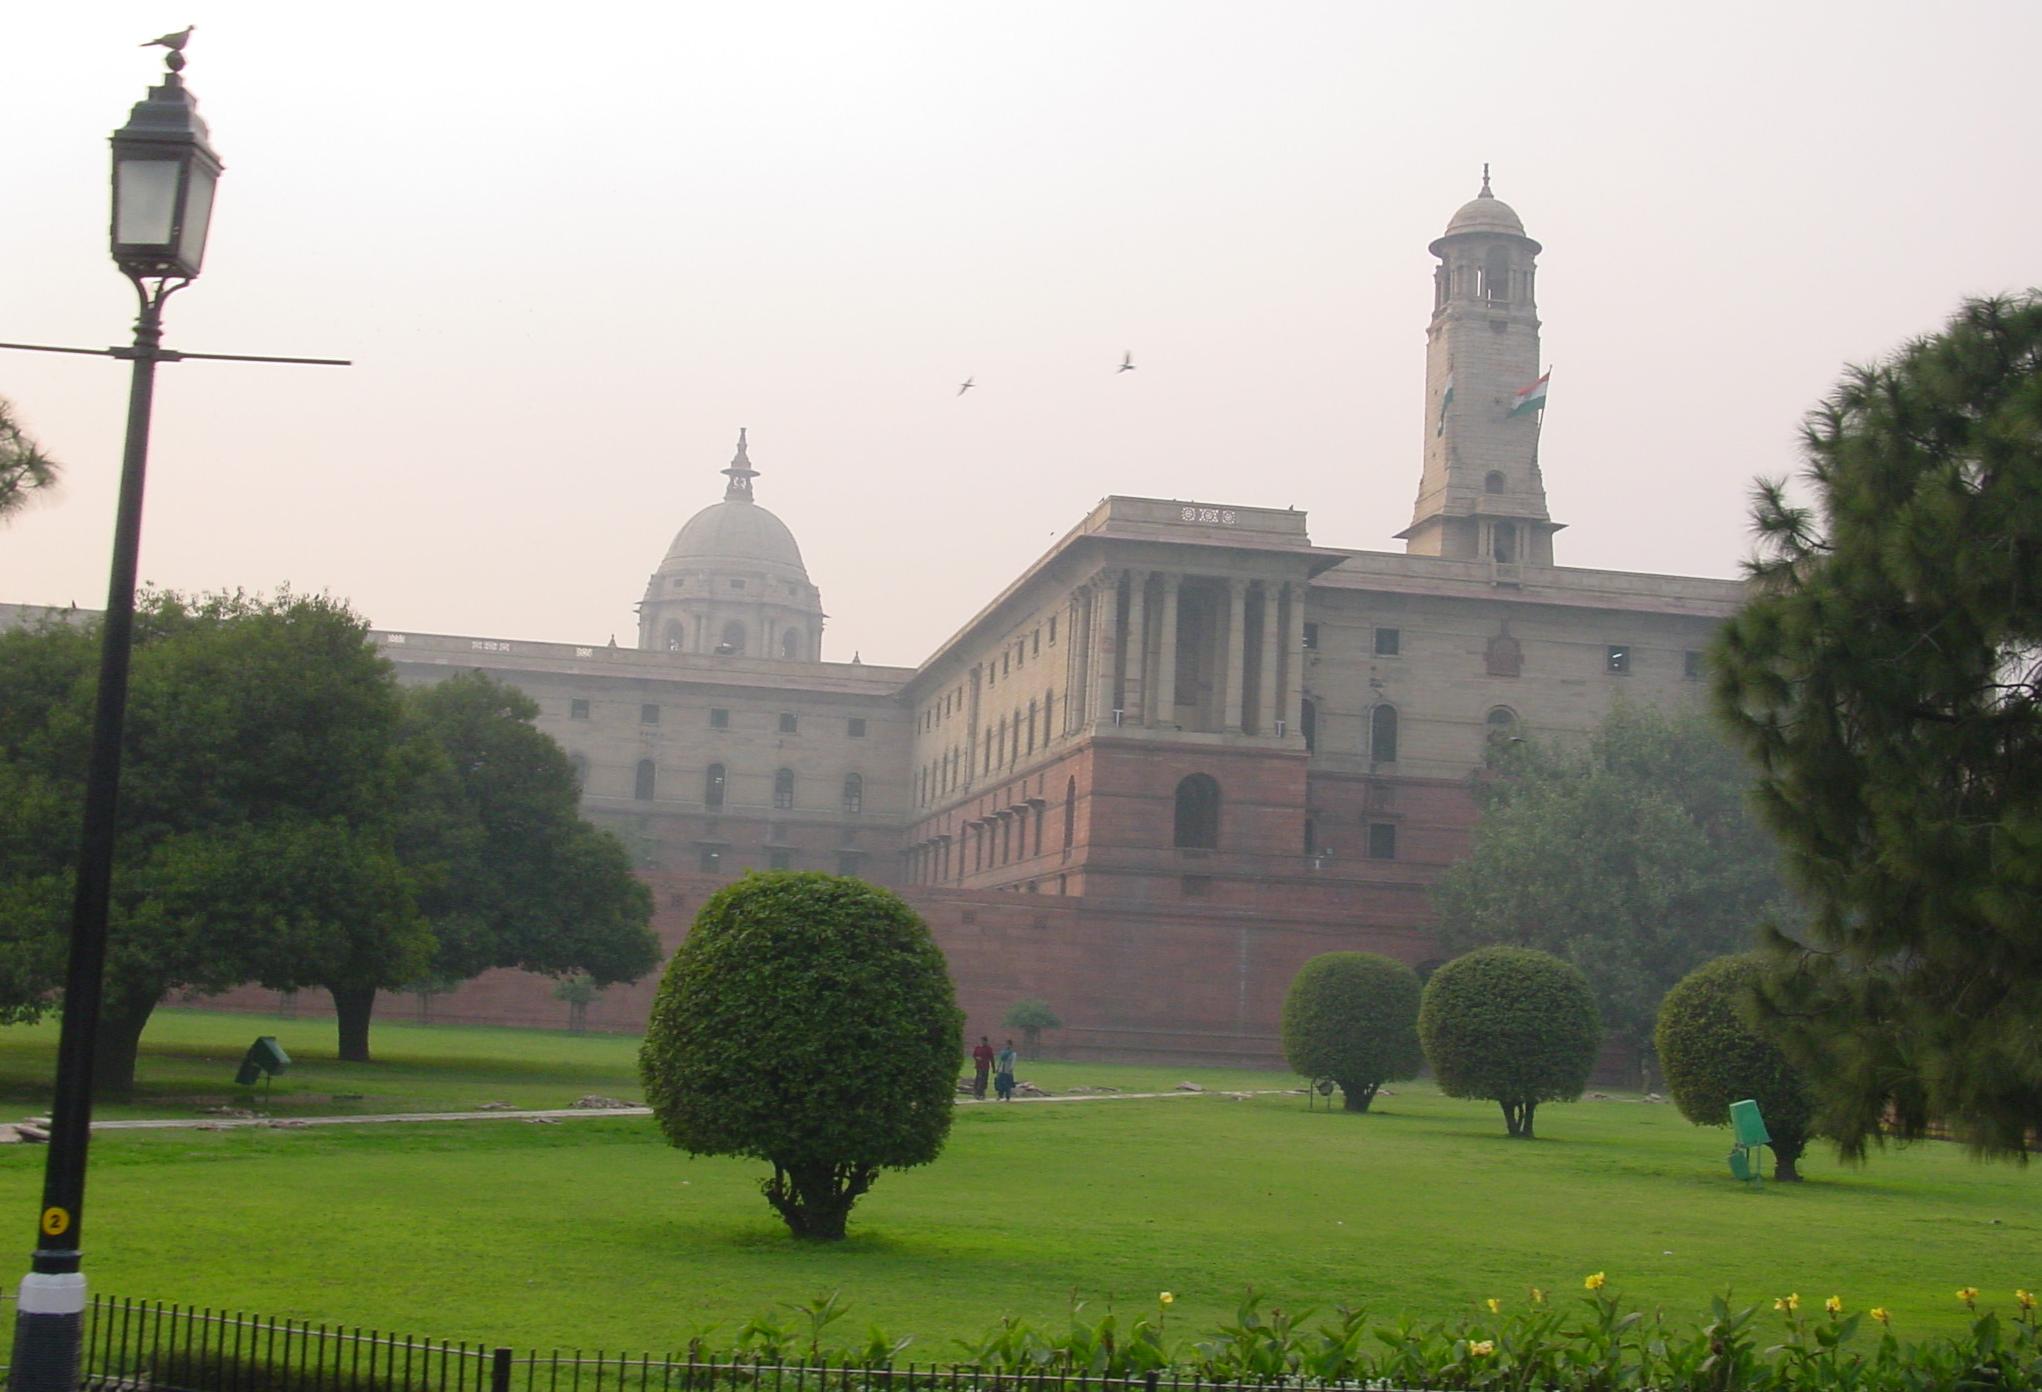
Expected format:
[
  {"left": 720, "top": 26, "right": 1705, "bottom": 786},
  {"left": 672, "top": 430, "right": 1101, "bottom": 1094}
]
[{"left": 1713, "top": 292, "right": 2042, "bottom": 1160}]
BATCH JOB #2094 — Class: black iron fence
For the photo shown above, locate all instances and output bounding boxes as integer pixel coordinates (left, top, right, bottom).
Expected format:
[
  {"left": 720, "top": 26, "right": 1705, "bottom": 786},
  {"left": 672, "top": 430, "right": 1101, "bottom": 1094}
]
[{"left": 45, "top": 1298, "right": 1336, "bottom": 1392}]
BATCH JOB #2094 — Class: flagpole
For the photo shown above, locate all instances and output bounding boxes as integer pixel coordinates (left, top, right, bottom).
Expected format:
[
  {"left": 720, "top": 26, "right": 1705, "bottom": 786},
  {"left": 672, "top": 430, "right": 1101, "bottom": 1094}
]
[{"left": 1530, "top": 363, "right": 1549, "bottom": 474}]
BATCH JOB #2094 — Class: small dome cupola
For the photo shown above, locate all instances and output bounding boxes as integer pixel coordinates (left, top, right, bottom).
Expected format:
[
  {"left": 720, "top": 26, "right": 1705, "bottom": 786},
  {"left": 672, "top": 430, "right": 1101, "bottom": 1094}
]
[{"left": 636, "top": 430, "right": 828, "bottom": 661}]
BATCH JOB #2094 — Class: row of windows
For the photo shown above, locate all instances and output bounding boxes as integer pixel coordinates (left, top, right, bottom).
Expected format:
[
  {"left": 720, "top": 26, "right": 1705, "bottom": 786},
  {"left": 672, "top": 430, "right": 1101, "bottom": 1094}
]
[
  {"left": 918, "top": 689, "right": 1058, "bottom": 807},
  {"left": 1303, "top": 815, "right": 1400, "bottom": 861},
  {"left": 921, "top": 615, "right": 1061, "bottom": 732},
  {"left": 572, "top": 701, "right": 867, "bottom": 737},
  {"left": 699, "top": 846, "right": 865, "bottom": 876},
  {"left": 626, "top": 762, "right": 865, "bottom": 813}
]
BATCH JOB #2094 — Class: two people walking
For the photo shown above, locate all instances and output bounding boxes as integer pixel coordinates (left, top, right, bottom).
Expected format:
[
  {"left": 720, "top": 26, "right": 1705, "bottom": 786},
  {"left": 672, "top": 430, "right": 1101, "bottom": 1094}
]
[{"left": 970, "top": 1035, "right": 1020, "bottom": 1101}]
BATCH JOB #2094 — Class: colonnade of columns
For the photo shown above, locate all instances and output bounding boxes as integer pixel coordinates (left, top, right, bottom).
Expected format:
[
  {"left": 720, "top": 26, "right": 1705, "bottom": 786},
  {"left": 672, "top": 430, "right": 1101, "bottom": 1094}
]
[{"left": 1068, "top": 567, "right": 1307, "bottom": 737}]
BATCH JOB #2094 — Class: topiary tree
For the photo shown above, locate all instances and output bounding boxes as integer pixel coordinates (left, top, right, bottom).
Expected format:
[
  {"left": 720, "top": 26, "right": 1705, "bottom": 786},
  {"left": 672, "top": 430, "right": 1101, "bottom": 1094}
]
[
  {"left": 1419, "top": 946, "right": 1600, "bottom": 1138},
  {"left": 1280, "top": 952, "right": 1423, "bottom": 1112},
  {"left": 1655, "top": 953, "right": 1817, "bottom": 1181},
  {"left": 1002, "top": 998, "right": 1063, "bottom": 1054},
  {"left": 639, "top": 872, "right": 963, "bottom": 1240}
]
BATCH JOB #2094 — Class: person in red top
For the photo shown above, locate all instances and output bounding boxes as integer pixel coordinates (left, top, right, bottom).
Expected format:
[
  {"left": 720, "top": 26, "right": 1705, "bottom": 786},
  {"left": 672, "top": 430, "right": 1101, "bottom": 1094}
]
[{"left": 970, "top": 1036, "right": 995, "bottom": 1099}]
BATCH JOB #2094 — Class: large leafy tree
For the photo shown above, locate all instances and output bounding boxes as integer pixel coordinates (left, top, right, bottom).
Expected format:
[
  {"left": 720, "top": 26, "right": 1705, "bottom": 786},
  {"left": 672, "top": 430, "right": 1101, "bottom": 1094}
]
[
  {"left": 326, "top": 671, "right": 659, "bottom": 1060},
  {"left": 0, "top": 591, "right": 427, "bottom": 1091},
  {"left": 1431, "top": 704, "right": 1791, "bottom": 1071},
  {"left": 1713, "top": 293, "right": 2042, "bottom": 1160},
  {"left": 1279, "top": 952, "right": 1423, "bottom": 1113},
  {"left": 0, "top": 395, "right": 59, "bottom": 523},
  {"left": 640, "top": 872, "right": 963, "bottom": 1241}
]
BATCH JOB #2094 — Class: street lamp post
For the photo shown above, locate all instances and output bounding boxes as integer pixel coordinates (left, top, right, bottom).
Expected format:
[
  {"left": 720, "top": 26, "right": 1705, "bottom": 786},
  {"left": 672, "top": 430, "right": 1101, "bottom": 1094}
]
[{"left": 10, "top": 44, "right": 223, "bottom": 1392}]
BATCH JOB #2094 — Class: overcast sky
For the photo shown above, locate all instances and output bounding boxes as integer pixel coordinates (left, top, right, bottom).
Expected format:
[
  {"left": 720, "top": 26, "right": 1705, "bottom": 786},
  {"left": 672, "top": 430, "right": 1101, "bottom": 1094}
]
[{"left": 2, "top": 3, "right": 2035, "bottom": 667}]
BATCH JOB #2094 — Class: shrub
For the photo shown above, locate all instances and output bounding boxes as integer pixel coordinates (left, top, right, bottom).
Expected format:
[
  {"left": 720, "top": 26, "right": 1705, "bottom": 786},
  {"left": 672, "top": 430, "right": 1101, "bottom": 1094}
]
[
  {"left": 1656, "top": 953, "right": 1818, "bottom": 1180},
  {"left": 1279, "top": 952, "right": 1423, "bottom": 1112},
  {"left": 638, "top": 872, "right": 963, "bottom": 1240},
  {"left": 1419, "top": 945, "right": 1600, "bottom": 1138},
  {"left": 1002, "top": 998, "right": 1063, "bottom": 1054}
]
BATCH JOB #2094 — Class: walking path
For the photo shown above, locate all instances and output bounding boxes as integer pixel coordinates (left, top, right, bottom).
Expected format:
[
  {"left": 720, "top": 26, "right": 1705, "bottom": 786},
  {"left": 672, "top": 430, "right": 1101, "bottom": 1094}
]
[{"left": 83, "top": 1087, "right": 1294, "bottom": 1133}]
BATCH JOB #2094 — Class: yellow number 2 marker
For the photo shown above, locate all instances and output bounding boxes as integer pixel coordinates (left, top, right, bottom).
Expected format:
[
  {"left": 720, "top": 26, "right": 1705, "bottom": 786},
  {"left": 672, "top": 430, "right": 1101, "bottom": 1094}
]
[{"left": 40, "top": 1207, "right": 70, "bottom": 1237}]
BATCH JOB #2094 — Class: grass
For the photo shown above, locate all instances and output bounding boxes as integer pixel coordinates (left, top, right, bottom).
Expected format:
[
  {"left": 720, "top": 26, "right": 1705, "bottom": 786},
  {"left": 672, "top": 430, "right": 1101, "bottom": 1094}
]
[{"left": 0, "top": 1010, "right": 2033, "bottom": 1356}]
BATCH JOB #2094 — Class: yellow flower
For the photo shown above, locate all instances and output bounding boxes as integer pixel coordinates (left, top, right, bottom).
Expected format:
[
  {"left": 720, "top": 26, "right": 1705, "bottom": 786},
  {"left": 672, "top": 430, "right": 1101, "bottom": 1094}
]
[
  {"left": 1773, "top": 1293, "right": 1800, "bottom": 1313},
  {"left": 1870, "top": 1308, "right": 1891, "bottom": 1326},
  {"left": 1957, "top": 1287, "right": 1979, "bottom": 1308},
  {"left": 2018, "top": 1290, "right": 2035, "bottom": 1311},
  {"left": 1824, "top": 1296, "right": 1844, "bottom": 1316},
  {"left": 1159, "top": 1292, "right": 1175, "bottom": 1306},
  {"left": 1469, "top": 1340, "right": 1495, "bottom": 1357},
  {"left": 1529, "top": 1287, "right": 1546, "bottom": 1306},
  {"left": 1584, "top": 1272, "right": 1607, "bottom": 1291},
  {"left": 1485, "top": 1298, "right": 1501, "bottom": 1314}
]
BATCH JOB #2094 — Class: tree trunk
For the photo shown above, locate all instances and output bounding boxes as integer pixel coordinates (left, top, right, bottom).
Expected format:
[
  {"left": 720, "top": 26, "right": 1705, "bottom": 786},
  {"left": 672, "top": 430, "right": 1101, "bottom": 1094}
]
[
  {"left": 762, "top": 1160, "right": 877, "bottom": 1241},
  {"left": 91, "top": 991, "right": 160, "bottom": 1097},
  {"left": 330, "top": 985, "right": 378, "bottom": 1063},
  {"left": 1342, "top": 1081, "right": 1379, "bottom": 1113},
  {"left": 1772, "top": 1140, "right": 1804, "bottom": 1182},
  {"left": 1501, "top": 1099, "right": 1538, "bottom": 1138}
]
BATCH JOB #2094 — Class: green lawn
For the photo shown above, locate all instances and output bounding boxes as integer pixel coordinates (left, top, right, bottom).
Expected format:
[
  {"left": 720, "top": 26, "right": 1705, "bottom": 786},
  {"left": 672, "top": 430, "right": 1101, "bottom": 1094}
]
[{"left": 0, "top": 1011, "right": 2032, "bottom": 1356}]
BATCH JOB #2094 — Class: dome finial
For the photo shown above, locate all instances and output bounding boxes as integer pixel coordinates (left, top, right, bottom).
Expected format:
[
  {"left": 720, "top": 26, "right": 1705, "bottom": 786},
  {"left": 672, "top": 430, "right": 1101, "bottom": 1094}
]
[
  {"left": 1480, "top": 162, "right": 1492, "bottom": 197},
  {"left": 722, "top": 427, "right": 759, "bottom": 501}
]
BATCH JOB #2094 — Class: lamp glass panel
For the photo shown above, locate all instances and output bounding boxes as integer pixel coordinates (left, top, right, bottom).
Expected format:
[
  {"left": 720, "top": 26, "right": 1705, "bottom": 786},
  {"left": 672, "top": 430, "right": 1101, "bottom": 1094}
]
[
  {"left": 177, "top": 164, "right": 216, "bottom": 270},
  {"left": 115, "top": 159, "right": 181, "bottom": 246}
]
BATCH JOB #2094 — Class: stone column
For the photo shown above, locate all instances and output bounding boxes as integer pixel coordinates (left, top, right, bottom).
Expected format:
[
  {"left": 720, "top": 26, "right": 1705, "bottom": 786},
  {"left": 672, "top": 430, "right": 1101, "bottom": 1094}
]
[
  {"left": 1068, "top": 589, "right": 1090, "bottom": 730},
  {"left": 1223, "top": 579, "right": 1248, "bottom": 732},
  {"left": 1257, "top": 584, "right": 1281, "bottom": 736},
  {"left": 1284, "top": 581, "right": 1308, "bottom": 737},
  {"left": 1121, "top": 570, "right": 1148, "bottom": 726},
  {"left": 1153, "top": 574, "right": 1180, "bottom": 727},
  {"left": 1091, "top": 571, "right": 1121, "bottom": 725}
]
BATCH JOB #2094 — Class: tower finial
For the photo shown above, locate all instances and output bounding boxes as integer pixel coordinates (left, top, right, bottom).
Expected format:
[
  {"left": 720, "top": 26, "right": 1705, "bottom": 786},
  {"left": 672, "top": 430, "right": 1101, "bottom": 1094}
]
[
  {"left": 1480, "top": 162, "right": 1492, "bottom": 197},
  {"left": 721, "top": 427, "right": 759, "bottom": 501}
]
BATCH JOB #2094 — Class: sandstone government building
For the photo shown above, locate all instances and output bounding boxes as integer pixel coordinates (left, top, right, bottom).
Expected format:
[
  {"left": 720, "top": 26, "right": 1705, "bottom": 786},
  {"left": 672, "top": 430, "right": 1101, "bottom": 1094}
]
[{"left": 6, "top": 180, "right": 1746, "bottom": 1065}]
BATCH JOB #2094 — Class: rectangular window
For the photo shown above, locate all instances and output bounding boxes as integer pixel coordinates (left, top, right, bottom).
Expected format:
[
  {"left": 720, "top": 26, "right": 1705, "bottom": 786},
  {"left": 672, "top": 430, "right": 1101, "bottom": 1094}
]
[
  {"left": 778, "top": 712, "right": 798, "bottom": 734},
  {"left": 1607, "top": 644, "right": 1632, "bottom": 675},
  {"left": 1368, "top": 822, "right": 1398, "bottom": 860},
  {"left": 1374, "top": 627, "right": 1401, "bottom": 657},
  {"left": 730, "top": 579, "right": 746, "bottom": 590},
  {"left": 1684, "top": 649, "right": 1704, "bottom": 680},
  {"left": 1181, "top": 875, "right": 1211, "bottom": 897},
  {"left": 1032, "top": 630, "right": 1040, "bottom": 656},
  {"left": 848, "top": 717, "right": 867, "bottom": 738},
  {"left": 570, "top": 698, "right": 590, "bottom": 720},
  {"left": 1049, "top": 616, "right": 1058, "bottom": 645},
  {"left": 1003, "top": 653, "right": 1011, "bottom": 677},
  {"left": 698, "top": 847, "right": 722, "bottom": 873},
  {"left": 768, "top": 848, "right": 793, "bottom": 871},
  {"left": 1302, "top": 622, "right": 1319, "bottom": 651},
  {"left": 709, "top": 707, "right": 729, "bottom": 728},
  {"left": 641, "top": 704, "right": 660, "bottom": 725}
]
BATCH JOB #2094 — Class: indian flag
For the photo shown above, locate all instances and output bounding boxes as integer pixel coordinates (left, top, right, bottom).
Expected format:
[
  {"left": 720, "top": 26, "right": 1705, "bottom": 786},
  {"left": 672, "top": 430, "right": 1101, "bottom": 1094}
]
[
  {"left": 1436, "top": 372, "right": 1454, "bottom": 435},
  {"left": 1510, "top": 372, "right": 1550, "bottom": 417}
]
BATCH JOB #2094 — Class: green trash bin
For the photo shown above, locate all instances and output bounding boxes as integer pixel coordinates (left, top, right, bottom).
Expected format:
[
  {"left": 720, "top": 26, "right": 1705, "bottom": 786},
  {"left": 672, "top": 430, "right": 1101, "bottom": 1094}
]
[
  {"left": 1730, "top": 1098, "right": 1770, "bottom": 1147},
  {"left": 234, "top": 1036, "right": 291, "bottom": 1087}
]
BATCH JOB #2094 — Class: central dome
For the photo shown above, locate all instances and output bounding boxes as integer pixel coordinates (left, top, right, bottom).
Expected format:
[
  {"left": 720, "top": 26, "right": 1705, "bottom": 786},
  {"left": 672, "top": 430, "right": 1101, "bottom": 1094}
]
[{"left": 665, "top": 499, "right": 808, "bottom": 575}]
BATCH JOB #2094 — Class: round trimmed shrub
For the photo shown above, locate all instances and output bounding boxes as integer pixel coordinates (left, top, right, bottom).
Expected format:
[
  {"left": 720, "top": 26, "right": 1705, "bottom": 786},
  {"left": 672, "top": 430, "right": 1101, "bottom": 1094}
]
[
  {"left": 638, "top": 872, "right": 963, "bottom": 1240},
  {"left": 1418, "top": 946, "right": 1600, "bottom": 1138},
  {"left": 1280, "top": 952, "right": 1423, "bottom": 1112},
  {"left": 1655, "top": 952, "right": 1817, "bottom": 1180}
]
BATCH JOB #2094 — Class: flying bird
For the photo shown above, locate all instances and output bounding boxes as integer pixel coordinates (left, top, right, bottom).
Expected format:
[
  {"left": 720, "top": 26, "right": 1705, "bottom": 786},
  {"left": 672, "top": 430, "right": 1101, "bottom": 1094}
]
[
  {"left": 1117, "top": 351, "right": 1136, "bottom": 373},
  {"left": 957, "top": 376, "right": 975, "bottom": 396},
  {"left": 142, "top": 26, "right": 195, "bottom": 50}
]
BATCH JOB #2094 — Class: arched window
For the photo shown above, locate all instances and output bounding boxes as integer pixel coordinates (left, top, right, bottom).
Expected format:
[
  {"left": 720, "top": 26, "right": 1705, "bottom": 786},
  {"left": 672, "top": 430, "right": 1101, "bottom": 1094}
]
[
  {"left": 1063, "top": 776, "right": 1077, "bottom": 850},
  {"left": 773, "top": 768, "right": 795, "bottom": 810},
  {"left": 718, "top": 621, "right": 746, "bottom": 655},
  {"left": 569, "top": 754, "right": 589, "bottom": 791},
  {"left": 1484, "top": 247, "right": 1512, "bottom": 302},
  {"left": 1485, "top": 707, "right": 1519, "bottom": 764},
  {"left": 704, "top": 763, "right": 726, "bottom": 808},
  {"left": 663, "top": 621, "right": 685, "bottom": 652},
  {"left": 1484, "top": 470, "right": 1507, "bottom": 495},
  {"left": 634, "top": 759, "right": 656, "bottom": 802},
  {"left": 1173, "top": 773, "right": 1221, "bottom": 850},
  {"left": 781, "top": 629, "right": 802, "bottom": 660},
  {"left": 1493, "top": 521, "right": 1517, "bottom": 564},
  {"left": 1371, "top": 704, "right": 1400, "bottom": 764},
  {"left": 1300, "top": 697, "right": 1318, "bottom": 754},
  {"left": 842, "top": 773, "right": 863, "bottom": 814}
]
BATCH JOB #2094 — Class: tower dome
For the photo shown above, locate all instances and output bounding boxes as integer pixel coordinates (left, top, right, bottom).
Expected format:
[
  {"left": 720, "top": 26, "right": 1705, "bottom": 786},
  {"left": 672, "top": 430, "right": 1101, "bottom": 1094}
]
[
  {"left": 1431, "top": 164, "right": 1540, "bottom": 255},
  {"left": 637, "top": 430, "right": 828, "bottom": 661}
]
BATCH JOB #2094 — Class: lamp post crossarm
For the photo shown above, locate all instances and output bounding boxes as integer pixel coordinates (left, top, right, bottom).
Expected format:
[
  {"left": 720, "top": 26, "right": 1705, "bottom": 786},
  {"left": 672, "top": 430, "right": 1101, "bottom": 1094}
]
[{"left": 0, "top": 340, "right": 350, "bottom": 367}]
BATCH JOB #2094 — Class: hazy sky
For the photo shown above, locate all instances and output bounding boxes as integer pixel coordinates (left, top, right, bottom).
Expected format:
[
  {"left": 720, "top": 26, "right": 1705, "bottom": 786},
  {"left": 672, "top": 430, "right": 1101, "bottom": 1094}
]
[{"left": 3, "top": 4, "right": 2036, "bottom": 668}]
